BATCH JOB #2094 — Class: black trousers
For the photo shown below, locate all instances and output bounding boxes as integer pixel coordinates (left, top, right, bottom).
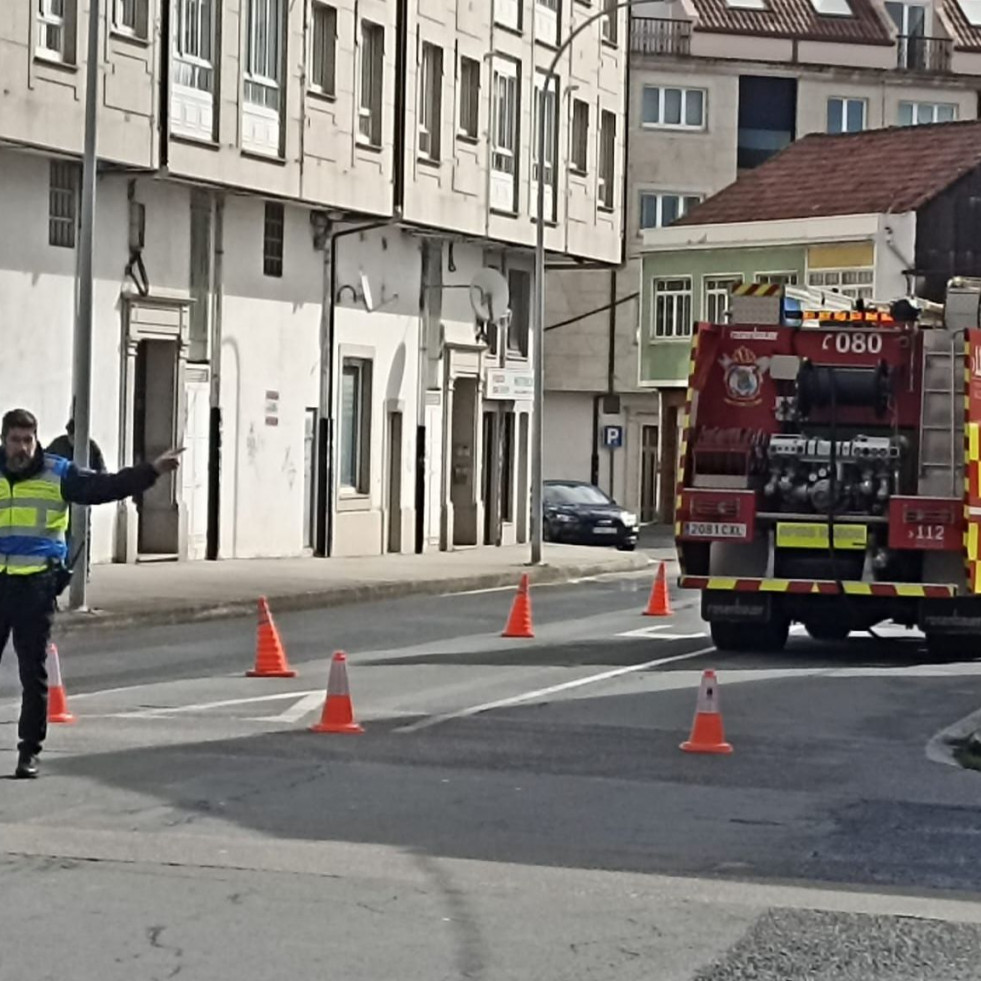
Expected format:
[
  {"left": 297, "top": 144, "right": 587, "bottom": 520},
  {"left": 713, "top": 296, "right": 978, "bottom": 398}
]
[{"left": 0, "top": 572, "right": 57, "bottom": 756}]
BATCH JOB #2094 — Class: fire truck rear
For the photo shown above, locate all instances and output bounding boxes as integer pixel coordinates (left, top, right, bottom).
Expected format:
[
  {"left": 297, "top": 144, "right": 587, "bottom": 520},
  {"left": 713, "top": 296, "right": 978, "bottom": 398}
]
[{"left": 674, "top": 279, "right": 981, "bottom": 656}]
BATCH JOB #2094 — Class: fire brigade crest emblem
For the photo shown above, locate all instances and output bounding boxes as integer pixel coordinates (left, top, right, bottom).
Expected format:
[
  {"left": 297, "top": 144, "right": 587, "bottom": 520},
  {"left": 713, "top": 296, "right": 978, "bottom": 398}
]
[{"left": 719, "top": 346, "right": 770, "bottom": 406}]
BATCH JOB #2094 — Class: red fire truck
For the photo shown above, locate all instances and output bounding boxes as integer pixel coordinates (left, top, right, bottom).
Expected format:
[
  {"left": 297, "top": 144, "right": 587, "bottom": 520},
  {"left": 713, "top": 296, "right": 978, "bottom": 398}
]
[{"left": 674, "top": 279, "right": 981, "bottom": 656}]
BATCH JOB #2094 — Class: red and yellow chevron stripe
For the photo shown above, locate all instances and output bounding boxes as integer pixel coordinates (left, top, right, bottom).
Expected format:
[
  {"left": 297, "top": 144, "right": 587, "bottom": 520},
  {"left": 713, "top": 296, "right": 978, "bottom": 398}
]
[{"left": 680, "top": 576, "right": 956, "bottom": 598}]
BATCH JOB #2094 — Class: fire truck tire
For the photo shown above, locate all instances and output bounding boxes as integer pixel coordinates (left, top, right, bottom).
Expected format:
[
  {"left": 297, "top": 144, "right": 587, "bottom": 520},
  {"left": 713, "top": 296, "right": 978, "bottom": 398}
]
[
  {"left": 803, "top": 622, "right": 850, "bottom": 643},
  {"left": 925, "top": 633, "right": 975, "bottom": 660},
  {"left": 710, "top": 618, "right": 789, "bottom": 653}
]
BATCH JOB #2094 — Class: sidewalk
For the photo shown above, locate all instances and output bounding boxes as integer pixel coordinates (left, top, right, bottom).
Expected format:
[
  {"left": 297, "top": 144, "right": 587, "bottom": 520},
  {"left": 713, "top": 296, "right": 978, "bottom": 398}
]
[{"left": 56, "top": 541, "right": 670, "bottom": 633}]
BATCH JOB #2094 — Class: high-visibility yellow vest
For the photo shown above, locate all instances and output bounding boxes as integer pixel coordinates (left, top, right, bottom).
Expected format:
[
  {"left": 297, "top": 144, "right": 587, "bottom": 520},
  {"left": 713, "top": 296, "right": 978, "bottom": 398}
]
[{"left": 0, "top": 455, "right": 70, "bottom": 575}]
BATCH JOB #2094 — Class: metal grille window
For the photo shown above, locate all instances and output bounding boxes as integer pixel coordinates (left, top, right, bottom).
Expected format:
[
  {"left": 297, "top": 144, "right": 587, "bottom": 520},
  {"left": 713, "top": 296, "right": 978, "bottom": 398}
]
[
  {"left": 419, "top": 43, "right": 443, "bottom": 161},
  {"left": 115, "top": 0, "right": 148, "bottom": 38},
  {"left": 245, "top": 0, "right": 283, "bottom": 109},
  {"left": 570, "top": 99, "right": 588, "bottom": 173},
  {"left": 827, "top": 97, "right": 866, "bottom": 134},
  {"left": 898, "top": 100, "right": 957, "bottom": 125},
  {"left": 48, "top": 161, "right": 78, "bottom": 249},
  {"left": 340, "top": 359, "right": 372, "bottom": 494},
  {"left": 492, "top": 67, "right": 518, "bottom": 176},
  {"left": 263, "top": 202, "right": 284, "bottom": 278},
  {"left": 310, "top": 2, "right": 337, "bottom": 96},
  {"left": 458, "top": 56, "right": 480, "bottom": 140},
  {"left": 358, "top": 21, "right": 385, "bottom": 145},
  {"left": 807, "top": 267, "right": 874, "bottom": 300},
  {"left": 598, "top": 109, "right": 616, "bottom": 210},
  {"left": 639, "top": 192, "right": 701, "bottom": 229},
  {"left": 532, "top": 73, "right": 557, "bottom": 197},
  {"left": 652, "top": 277, "right": 693, "bottom": 339},
  {"left": 704, "top": 276, "right": 743, "bottom": 323},
  {"left": 601, "top": 0, "right": 618, "bottom": 43},
  {"left": 37, "top": 0, "right": 73, "bottom": 62},
  {"left": 174, "top": 0, "right": 214, "bottom": 92},
  {"left": 755, "top": 271, "right": 798, "bottom": 286},
  {"left": 641, "top": 86, "right": 705, "bottom": 129}
]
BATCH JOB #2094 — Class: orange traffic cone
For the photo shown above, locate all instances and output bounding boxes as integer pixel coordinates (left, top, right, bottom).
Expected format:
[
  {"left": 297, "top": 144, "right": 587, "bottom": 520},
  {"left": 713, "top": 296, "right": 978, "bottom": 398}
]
[
  {"left": 47, "top": 643, "right": 76, "bottom": 724},
  {"left": 643, "top": 562, "right": 673, "bottom": 616},
  {"left": 502, "top": 573, "right": 534, "bottom": 638},
  {"left": 310, "top": 652, "right": 363, "bottom": 734},
  {"left": 680, "top": 670, "right": 732, "bottom": 755},
  {"left": 246, "top": 597, "right": 297, "bottom": 678}
]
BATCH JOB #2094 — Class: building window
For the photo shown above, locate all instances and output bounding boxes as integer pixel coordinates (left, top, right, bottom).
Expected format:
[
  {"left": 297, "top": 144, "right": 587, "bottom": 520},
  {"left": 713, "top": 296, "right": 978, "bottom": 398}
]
[
  {"left": 827, "top": 97, "right": 866, "bottom": 133},
  {"left": 419, "top": 42, "right": 443, "bottom": 161},
  {"left": 639, "top": 192, "right": 701, "bottom": 229},
  {"left": 48, "top": 161, "right": 78, "bottom": 249},
  {"left": 37, "top": 0, "right": 75, "bottom": 63},
  {"left": 501, "top": 413, "right": 514, "bottom": 523},
  {"left": 310, "top": 2, "right": 337, "bottom": 97},
  {"left": 494, "top": 0, "right": 522, "bottom": 32},
  {"left": 263, "top": 202, "right": 284, "bottom": 278},
  {"left": 898, "top": 101, "right": 957, "bottom": 125},
  {"left": 114, "top": 0, "right": 149, "bottom": 38},
  {"left": 755, "top": 271, "right": 798, "bottom": 286},
  {"left": 652, "top": 277, "right": 693, "bottom": 339},
  {"left": 174, "top": 0, "right": 214, "bottom": 93},
  {"left": 598, "top": 109, "right": 616, "bottom": 210},
  {"left": 807, "top": 268, "right": 874, "bottom": 300},
  {"left": 245, "top": 0, "right": 283, "bottom": 109},
  {"left": 358, "top": 21, "right": 385, "bottom": 146},
  {"left": 340, "top": 358, "right": 372, "bottom": 494},
  {"left": 532, "top": 72, "right": 558, "bottom": 219},
  {"left": 458, "top": 56, "right": 480, "bottom": 140},
  {"left": 491, "top": 59, "right": 520, "bottom": 211},
  {"left": 507, "top": 269, "right": 531, "bottom": 358},
  {"left": 704, "top": 275, "right": 743, "bottom": 323},
  {"left": 601, "top": 0, "right": 618, "bottom": 44},
  {"left": 642, "top": 86, "right": 705, "bottom": 129},
  {"left": 570, "top": 99, "right": 588, "bottom": 173},
  {"left": 536, "top": 0, "right": 560, "bottom": 46}
]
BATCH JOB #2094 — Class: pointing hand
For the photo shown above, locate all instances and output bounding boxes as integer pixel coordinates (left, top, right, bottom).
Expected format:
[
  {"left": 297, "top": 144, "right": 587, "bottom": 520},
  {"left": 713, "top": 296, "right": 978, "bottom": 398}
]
[{"left": 153, "top": 447, "right": 185, "bottom": 475}]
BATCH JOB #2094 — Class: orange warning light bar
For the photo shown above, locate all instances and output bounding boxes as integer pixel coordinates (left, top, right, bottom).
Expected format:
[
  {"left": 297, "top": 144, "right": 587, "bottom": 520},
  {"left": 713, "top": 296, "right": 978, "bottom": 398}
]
[{"left": 801, "top": 310, "right": 897, "bottom": 325}]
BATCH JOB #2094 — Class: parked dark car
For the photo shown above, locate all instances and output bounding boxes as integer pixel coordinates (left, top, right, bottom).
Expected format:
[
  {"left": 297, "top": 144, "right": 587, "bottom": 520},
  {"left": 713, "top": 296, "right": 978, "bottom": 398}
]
[{"left": 543, "top": 480, "right": 639, "bottom": 551}]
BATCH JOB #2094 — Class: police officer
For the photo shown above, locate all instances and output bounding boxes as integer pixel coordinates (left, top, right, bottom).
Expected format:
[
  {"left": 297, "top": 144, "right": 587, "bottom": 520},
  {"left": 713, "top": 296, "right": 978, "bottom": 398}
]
[{"left": 0, "top": 408, "right": 181, "bottom": 779}]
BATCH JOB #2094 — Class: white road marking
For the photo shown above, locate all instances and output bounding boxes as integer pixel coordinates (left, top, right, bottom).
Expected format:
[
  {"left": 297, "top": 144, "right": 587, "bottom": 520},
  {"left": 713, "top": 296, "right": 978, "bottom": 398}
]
[
  {"left": 617, "top": 624, "right": 708, "bottom": 640},
  {"left": 250, "top": 690, "right": 328, "bottom": 724},
  {"left": 109, "top": 689, "right": 322, "bottom": 720},
  {"left": 396, "top": 646, "right": 717, "bottom": 733}
]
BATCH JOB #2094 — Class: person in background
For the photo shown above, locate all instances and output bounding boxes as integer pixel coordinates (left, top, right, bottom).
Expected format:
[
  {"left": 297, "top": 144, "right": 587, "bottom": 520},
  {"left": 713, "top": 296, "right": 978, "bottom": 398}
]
[
  {"left": 46, "top": 418, "right": 107, "bottom": 581},
  {"left": 1, "top": 408, "right": 182, "bottom": 779}
]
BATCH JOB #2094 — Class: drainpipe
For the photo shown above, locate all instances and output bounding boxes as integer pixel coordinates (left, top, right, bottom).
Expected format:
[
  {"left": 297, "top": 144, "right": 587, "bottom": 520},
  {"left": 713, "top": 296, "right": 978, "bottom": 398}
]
[
  {"left": 393, "top": 0, "right": 408, "bottom": 216},
  {"left": 159, "top": 0, "right": 170, "bottom": 171},
  {"left": 315, "top": 220, "right": 393, "bottom": 557},
  {"left": 206, "top": 193, "right": 224, "bottom": 560}
]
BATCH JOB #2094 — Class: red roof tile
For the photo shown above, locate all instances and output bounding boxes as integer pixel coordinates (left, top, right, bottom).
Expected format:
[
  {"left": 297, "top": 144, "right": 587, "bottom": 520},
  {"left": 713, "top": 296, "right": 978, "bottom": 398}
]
[
  {"left": 938, "top": 0, "right": 981, "bottom": 50},
  {"left": 689, "top": 0, "right": 893, "bottom": 44},
  {"left": 674, "top": 120, "right": 981, "bottom": 226}
]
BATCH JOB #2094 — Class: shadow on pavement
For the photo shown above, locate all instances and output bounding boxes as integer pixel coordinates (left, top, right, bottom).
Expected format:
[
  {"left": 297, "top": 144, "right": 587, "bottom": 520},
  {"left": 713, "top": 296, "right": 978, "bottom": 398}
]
[{"left": 43, "top": 674, "right": 981, "bottom": 893}]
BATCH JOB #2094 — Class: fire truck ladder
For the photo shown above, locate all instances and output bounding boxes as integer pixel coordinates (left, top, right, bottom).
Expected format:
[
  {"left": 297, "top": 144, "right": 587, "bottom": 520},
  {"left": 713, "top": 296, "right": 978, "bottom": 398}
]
[{"left": 918, "top": 327, "right": 963, "bottom": 498}]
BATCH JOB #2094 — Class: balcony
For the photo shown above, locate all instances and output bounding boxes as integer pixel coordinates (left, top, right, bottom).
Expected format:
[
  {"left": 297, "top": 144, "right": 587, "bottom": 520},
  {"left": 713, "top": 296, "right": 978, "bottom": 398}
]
[
  {"left": 896, "top": 35, "right": 952, "bottom": 73},
  {"left": 630, "top": 17, "right": 693, "bottom": 57}
]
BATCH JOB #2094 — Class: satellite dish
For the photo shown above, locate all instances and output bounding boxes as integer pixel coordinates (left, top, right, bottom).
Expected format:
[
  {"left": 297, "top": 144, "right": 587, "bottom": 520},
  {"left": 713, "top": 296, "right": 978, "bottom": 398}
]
[{"left": 469, "top": 268, "right": 510, "bottom": 325}]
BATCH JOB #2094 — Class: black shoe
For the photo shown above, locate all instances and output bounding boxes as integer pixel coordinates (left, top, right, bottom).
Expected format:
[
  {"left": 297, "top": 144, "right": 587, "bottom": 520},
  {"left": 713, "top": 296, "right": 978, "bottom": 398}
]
[{"left": 14, "top": 754, "right": 39, "bottom": 779}]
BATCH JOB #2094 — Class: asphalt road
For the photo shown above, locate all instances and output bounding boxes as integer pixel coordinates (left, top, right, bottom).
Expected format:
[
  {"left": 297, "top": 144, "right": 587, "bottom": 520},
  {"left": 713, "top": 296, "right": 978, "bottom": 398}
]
[{"left": 2, "top": 566, "right": 981, "bottom": 980}]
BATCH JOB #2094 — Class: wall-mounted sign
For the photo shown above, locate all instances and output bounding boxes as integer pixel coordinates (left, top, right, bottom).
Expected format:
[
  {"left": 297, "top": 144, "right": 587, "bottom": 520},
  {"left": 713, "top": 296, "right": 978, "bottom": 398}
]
[
  {"left": 265, "top": 390, "right": 280, "bottom": 427},
  {"left": 602, "top": 425, "right": 623, "bottom": 449},
  {"left": 484, "top": 368, "right": 534, "bottom": 401}
]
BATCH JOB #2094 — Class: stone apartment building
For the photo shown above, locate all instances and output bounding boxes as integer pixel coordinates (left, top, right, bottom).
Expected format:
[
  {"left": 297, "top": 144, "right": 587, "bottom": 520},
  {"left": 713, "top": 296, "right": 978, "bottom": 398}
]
[
  {"left": 543, "top": 0, "right": 981, "bottom": 523},
  {"left": 0, "top": 0, "right": 626, "bottom": 562}
]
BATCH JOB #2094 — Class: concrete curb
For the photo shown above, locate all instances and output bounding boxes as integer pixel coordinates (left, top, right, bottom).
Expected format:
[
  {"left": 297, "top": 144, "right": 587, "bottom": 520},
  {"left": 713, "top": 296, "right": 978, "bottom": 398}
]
[{"left": 53, "top": 552, "right": 659, "bottom": 635}]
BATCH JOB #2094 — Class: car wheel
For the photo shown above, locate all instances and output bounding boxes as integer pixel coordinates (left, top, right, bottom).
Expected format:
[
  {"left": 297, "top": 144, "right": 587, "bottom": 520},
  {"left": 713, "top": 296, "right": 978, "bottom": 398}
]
[{"left": 617, "top": 542, "right": 637, "bottom": 552}]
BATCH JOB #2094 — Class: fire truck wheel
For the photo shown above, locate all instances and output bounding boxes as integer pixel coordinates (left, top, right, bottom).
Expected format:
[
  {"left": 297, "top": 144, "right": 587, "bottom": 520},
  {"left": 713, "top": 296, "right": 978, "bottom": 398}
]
[
  {"left": 803, "top": 622, "right": 850, "bottom": 643},
  {"left": 710, "top": 618, "right": 788, "bottom": 653},
  {"left": 925, "top": 633, "right": 975, "bottom": 661}
]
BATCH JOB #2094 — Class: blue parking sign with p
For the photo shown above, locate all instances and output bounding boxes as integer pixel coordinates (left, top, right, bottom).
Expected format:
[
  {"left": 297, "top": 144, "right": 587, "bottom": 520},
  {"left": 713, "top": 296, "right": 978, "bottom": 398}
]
[{"left": 602, "top": 425, "right": 623, "bottom": 449}]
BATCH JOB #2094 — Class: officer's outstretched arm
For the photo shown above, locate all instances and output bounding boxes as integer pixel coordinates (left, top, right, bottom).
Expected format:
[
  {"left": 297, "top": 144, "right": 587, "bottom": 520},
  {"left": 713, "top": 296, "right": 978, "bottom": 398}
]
[{"left": 60, "top": 462, "right": 159, "bottom": 506}]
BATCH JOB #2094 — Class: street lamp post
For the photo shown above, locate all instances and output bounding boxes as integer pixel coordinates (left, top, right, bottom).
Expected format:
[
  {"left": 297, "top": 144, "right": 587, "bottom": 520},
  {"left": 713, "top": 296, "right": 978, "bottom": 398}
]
[
  {"left": 68, "top": 0, "right": 101, "bottom": 611},
  {"left": 531, "top": 0, "right": 641, "bottom": 566}
]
